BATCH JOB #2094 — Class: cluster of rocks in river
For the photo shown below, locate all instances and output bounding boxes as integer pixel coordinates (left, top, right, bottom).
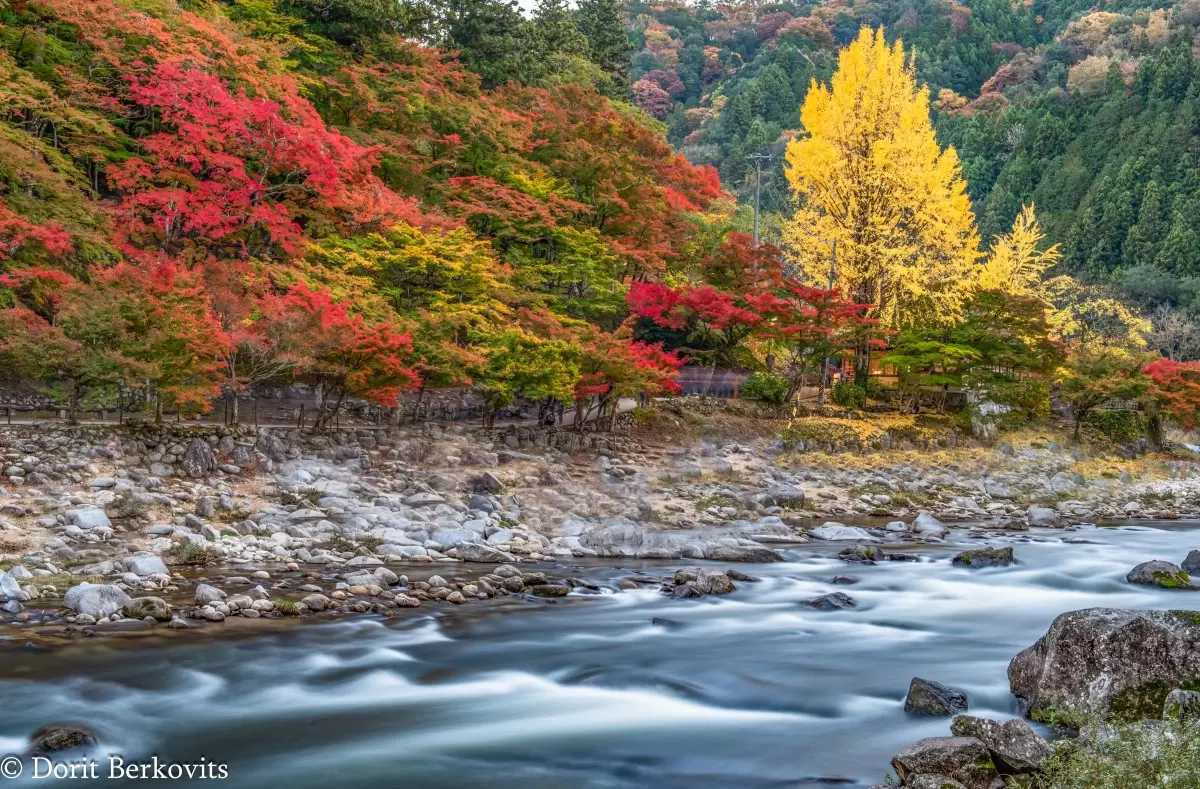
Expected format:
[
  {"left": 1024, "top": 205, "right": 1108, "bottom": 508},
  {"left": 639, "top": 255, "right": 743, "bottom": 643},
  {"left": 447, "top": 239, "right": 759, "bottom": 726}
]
[{"left": 883, "top": 607, "right": 1200, "bottom": 788}]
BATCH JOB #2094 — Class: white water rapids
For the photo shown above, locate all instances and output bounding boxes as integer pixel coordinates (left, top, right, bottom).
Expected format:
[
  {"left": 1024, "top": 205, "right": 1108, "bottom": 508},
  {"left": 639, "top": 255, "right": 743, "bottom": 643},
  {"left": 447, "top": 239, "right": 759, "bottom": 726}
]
[{"left": 0, "top": 522, "right": 1197, "bottom": 788}]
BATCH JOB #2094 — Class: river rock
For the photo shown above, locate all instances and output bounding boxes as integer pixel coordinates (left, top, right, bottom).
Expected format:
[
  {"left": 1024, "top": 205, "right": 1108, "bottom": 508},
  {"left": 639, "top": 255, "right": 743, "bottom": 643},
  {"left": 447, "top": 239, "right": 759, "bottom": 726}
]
[
  {"left": 802, "top": 591, "right": 857, "bottom": 611},
  {"left": 949, "top": 715, "right": 1053, "bottom": 774},
  {"left": 456, "top": 542, "right": 515, "bottom": 563},
  {"left": 1126, "top": 560, "right": 1194, "bottom": 589},
  {"left": 904, "top": 677, "right": 969, "bottom": 716},
  {"left": 912, "top": 513, "right": 947, "bottom": 537},
  {"left": 0, "top": 570, "right": 23, "bottom": 602},
  {"left": 701, "top": 542, "right": 784, "bottom": 562},
  {"left": 527, "top": 584, "right": 569, "bottom": 597},
  {"left": 301, "top": 593, "right": 331, "bottom": 611},
  {"left": 28, "top": 724, "right": 98, "bottom": 755},
  {"left": 890, "top": 737, "right": 998, "bottom": 789},
  {"left": 181, "top": 438, "right": 217, "bottom": 477},
  {"left": 194, "top": 584, "right": 227, "bottom": 606},
  {"left": 1163, "top": 689, "right": 1200, "bottom": 721},
  {"left": 121, "top": 554, "right": 170, "bottom": 576},
  {"left": 1009, "top": 608, "right": 1200, "bottom": 725},
  {"left": 672, "top": 568, "right": 735, "bottom": 597},
  {"left": 952, "top": 547, "right": 1015, "bottom": 568},
  {"left": 121, "top": 596, "right": 172, "bottom": 622},
  {"left": 810, "top": 523, "right": 872, "bottom": 541},
  {"left": 1183, "top": 550, "right": 1200, "bottom": 575},
  {"left": 1026, "top": 506, "right": 1059, "bottom": 527},
  {"left": 64, "top": 584, "right": 131, "bottom": 618},
  {"left": 65, "top": 507, "right": 112, "bottom": 530}
]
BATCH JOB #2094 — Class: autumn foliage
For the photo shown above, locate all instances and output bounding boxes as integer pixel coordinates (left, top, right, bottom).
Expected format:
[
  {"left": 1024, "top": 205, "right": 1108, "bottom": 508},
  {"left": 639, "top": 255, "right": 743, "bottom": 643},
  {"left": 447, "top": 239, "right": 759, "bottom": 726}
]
[{"left": 0, "top": 0, "right": 723, "bottom": 424}]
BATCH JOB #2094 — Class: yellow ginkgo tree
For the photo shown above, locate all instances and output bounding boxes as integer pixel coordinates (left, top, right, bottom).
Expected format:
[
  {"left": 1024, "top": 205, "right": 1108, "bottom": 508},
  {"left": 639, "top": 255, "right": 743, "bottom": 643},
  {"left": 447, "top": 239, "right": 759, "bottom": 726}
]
[
  {"left": 979, "top": 204, "right": 1061, "bottom": 297},
  {"left": 783, "top": 26, "right": 980, "bottom": 384}
]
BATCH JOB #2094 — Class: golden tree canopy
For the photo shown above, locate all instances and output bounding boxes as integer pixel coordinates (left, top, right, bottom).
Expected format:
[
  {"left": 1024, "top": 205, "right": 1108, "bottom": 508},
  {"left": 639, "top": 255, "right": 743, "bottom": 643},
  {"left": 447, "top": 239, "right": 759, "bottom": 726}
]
[
  {"left": 783, "top": 27, "right": 980, "bottom": 329},
  {"left": 979, "top": 203, "right": 1060, "bottom": 296}
]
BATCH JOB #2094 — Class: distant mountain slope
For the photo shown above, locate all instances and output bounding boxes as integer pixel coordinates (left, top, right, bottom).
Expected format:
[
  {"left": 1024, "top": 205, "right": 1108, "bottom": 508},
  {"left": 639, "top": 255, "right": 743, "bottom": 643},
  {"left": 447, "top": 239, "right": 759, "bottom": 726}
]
[{"left": 627, "top": 0, "right": 1200, "bottom": 315}]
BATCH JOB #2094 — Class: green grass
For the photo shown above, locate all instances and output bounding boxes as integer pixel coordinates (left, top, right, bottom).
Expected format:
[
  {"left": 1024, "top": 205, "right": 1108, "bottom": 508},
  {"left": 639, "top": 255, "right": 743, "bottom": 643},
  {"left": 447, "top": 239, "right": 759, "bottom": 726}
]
[{"left": 273, "top": 598, "right": 300, "bottom": 615}]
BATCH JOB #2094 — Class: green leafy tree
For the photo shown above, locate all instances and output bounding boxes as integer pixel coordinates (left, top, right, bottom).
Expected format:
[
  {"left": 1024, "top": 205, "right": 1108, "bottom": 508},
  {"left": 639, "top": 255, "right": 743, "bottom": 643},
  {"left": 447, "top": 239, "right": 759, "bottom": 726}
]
[
  {"left": 1056, "top": 347, "right": 1152, "bottom": 440},
  {"left": 575, "top": 0, "right": 633, "bottom": 97}
]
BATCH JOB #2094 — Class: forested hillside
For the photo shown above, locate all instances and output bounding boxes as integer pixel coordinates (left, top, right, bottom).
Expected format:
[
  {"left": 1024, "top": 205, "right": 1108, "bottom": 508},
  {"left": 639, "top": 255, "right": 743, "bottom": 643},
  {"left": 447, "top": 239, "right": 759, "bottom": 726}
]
[
  {"left": 628, "top": 0, "right": 1200, "bottom": 340},
  {"left": 0, "top": 0, "right": 728, "bottom": 421}
]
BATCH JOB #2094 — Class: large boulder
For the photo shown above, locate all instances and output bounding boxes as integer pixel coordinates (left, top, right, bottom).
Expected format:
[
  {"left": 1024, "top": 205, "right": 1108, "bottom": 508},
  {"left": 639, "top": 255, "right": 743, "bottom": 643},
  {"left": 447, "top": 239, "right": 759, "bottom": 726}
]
[
  {"left": 949, "top": 715, "right": 1053, "bottom": 774},
  {"left": 65, "top": 507, "right": 112, "bottom": 530},
  {"left": 672, "top": 568, "right": 735, "bottom": 597},
  {"left": 121, "top": 554, "right": 169, "bottom": 577},
  {"left": 0, "top": 570, "right": 24, "bottom": 603},
  {"left": 904, "top": 677, "right": 969, "bottom": 716},
  {"left": 952, "top": 547, "right": 1015, "bottom": 569},
  {"left": 194, "top": 584, "right": 227, "bottom": 606},
  {"left": 1008, "top": 608, "right": 1200, "bottom": 726},
  {"left": 181, "top": 438, "right": 217, "bottom": 478},
  {"left": 700, "top": 542, "right": 783, "bottom": 562},
  {"left": 64, "top": 584, "right": 132, "bottom": 618},
  {"left": 810, "top": 523, "right": 873, "bottom": 541},
  {"left": 890, "top": 737, "right": 999, "bottom": 789},
  {"left": 912, "top": 512, "right": 948, "bottom": 537},
  {"left": 1127, "top": 560, "right": 1194, "bottom": 590},
  {"left": 1026, "top": 506, "right": 1059, "bottom": 527},
  {"left": 455, "top": 542, "right": 515, "bottom": 563}
]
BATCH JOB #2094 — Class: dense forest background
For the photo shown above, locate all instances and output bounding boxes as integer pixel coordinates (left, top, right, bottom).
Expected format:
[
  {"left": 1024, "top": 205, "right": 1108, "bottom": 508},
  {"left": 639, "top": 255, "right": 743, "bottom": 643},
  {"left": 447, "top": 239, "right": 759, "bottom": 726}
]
[{"left": 624, "top": 0, "right": 1200, "bottom": 326}]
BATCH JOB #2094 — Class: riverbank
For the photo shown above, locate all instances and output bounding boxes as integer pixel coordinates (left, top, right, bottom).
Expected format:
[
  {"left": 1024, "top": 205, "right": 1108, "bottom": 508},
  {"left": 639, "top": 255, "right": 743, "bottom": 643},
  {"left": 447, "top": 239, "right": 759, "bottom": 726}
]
[{"left": 1, "top": 410, "right": 1199, "bottom": 633}]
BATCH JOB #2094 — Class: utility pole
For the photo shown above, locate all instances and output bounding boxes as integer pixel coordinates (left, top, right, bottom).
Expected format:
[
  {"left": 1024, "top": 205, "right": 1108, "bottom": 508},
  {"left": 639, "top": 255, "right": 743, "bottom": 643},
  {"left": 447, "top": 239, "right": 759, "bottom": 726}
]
[{"left": 745, "top": 153, "right": 773, "bottom": 244}]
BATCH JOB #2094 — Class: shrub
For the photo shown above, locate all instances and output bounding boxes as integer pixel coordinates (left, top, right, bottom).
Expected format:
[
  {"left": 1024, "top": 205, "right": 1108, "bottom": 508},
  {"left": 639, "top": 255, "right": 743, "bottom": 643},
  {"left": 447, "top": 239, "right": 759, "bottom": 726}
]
[
  {"left": 864, "top": 377, "right": 890, "bottom": 400},
  {"left": 990, "top": 378, "right": 1051, "bottom": 422},
  {"left": 740, "top": 371, "right": 790, "bottom": 404},
  {"left": 1085, "top": 409, "right": 1145, "bottom": 442},
  {"left": 167, "top": 541, "right": 217, "bottom": 566},
  {"left": 274, "top": 598, "right": 301, "bottom": 616},
  {"left": 1041, "top": 716, "right": 1200, "bottom": 788},
  {"left": 830, "top": 381, "right": 867, "bottom": 409}
]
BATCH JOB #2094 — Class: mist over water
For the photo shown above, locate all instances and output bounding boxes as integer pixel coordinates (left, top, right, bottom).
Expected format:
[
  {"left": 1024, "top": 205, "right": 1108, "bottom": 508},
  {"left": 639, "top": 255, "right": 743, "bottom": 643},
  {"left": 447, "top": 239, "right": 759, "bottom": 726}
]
[{"left": 2, "top": 524, "right": 1197, "bottom": 788}]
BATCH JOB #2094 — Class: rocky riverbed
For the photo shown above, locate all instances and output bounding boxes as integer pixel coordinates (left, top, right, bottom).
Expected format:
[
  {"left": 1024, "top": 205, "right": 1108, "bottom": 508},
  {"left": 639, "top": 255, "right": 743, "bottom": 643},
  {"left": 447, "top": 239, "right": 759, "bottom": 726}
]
[{"left": 1, "top": 420, "right": 1200, "bottom": 634}]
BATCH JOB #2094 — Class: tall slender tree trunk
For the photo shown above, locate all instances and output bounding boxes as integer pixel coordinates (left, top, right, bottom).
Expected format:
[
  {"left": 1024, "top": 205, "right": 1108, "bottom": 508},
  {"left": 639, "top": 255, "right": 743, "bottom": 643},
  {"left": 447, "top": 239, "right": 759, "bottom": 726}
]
[
  {"left": 67, "top": 380, "right": 79, "bottom": 425},
  {"left": 853, "top": 338, "right": 871, "bottom": 388}
]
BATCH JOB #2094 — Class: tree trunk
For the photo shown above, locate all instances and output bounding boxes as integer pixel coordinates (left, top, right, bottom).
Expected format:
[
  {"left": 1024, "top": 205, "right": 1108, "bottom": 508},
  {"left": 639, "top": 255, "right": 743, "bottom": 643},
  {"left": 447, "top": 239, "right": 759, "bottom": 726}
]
[
  {"left": 853, "top": 338, "right": 871, "bottom": 388},
  {"left": 703, "top": 357, "right": 717, "bottom": 396},
  {"left": 67, "top": 380, "right": 79, "bottom": 425}
]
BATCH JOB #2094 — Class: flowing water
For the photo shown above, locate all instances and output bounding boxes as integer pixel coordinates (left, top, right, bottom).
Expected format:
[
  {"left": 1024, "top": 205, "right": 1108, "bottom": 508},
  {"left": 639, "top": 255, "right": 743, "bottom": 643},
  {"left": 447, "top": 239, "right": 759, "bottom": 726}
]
[{"left": 1, "top": 523, "right": 1198, "bottom": 788}]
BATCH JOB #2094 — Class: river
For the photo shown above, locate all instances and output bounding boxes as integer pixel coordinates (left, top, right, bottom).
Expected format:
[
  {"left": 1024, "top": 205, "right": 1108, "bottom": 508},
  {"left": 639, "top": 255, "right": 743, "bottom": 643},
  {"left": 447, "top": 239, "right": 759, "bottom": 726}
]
[{"left": 1, "top": 522, "right": 1197, "bottom": 788}]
